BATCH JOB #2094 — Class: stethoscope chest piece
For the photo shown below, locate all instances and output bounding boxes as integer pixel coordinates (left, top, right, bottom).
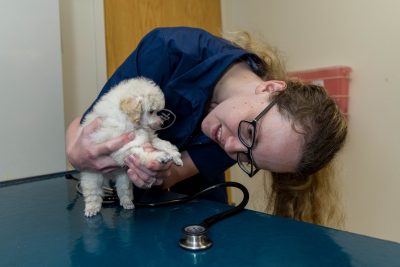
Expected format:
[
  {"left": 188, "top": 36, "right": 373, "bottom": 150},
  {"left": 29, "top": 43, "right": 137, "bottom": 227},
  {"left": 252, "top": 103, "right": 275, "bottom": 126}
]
[{"left": 179, "top": 225, "right": 212, "bottom": 251}]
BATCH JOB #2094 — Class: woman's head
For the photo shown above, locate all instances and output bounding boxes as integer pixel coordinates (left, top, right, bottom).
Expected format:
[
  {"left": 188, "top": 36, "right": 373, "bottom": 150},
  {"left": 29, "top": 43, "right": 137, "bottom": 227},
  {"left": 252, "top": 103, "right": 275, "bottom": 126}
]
[{"left": 201, "top": 77, "right": 347, "bottom": 178}]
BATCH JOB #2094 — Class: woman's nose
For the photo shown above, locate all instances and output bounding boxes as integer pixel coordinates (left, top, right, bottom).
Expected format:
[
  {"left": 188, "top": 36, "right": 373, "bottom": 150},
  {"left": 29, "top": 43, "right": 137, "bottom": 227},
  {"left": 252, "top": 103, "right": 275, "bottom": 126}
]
[{"left": 224, "top": 136, "right": 247, "bottom": 154}]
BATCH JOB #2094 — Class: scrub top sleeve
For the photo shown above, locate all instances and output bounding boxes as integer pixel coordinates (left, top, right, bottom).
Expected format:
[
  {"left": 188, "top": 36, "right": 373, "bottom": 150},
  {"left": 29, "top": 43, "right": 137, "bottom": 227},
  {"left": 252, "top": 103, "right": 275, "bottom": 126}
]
[{"left": 187, "top": 143, "right": 236, "bottom": 179}]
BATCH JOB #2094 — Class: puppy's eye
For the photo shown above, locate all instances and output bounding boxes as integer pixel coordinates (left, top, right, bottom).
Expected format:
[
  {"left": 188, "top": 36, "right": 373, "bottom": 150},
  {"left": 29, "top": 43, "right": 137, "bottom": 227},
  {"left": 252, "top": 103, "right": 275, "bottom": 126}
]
[{"left": 149, "top": 110, "right": 155, "bottom": 114}]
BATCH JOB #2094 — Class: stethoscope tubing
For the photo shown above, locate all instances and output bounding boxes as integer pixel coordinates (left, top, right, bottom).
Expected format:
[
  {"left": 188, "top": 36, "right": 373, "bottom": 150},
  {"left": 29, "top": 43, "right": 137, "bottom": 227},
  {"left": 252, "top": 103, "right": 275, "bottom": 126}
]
[{"left": 67, "top": 174, "right": 249, "bottom": 230}]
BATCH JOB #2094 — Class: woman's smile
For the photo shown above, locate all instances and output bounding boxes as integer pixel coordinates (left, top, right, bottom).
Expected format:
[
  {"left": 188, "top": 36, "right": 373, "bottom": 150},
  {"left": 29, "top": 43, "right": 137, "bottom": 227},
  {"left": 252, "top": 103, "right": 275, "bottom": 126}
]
[{"left": 211, "top": 124, "right": 223, "bottom": 145}]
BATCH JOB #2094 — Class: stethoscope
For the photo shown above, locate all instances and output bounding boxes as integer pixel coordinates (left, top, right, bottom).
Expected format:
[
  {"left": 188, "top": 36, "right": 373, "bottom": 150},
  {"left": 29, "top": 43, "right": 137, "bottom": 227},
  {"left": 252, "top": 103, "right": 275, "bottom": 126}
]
[{"left": 67, "top": 174, "right": 249, "bottom": 251}]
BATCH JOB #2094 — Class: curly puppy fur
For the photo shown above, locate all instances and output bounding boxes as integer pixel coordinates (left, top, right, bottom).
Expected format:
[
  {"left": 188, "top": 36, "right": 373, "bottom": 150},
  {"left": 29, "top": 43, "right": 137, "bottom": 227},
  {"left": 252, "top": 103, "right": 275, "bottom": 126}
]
[{"left": 80, "top": 78, "right": 183, "bottom": 217}]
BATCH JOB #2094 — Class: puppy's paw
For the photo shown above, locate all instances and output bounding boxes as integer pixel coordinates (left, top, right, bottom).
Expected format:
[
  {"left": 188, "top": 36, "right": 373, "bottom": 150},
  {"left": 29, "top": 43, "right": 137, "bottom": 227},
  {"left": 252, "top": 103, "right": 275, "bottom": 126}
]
[
  {"left": 173, "top": 156, "right": 183, "bottom": 166},
  {"left": 156, "top": 151, "right": 182, "bottom": 166},
  {"left": 167, "top": 150, "right": 183, "bottom": 166},
  {"left": 120, "top": 197, "right": 135, "bottom": 210},
  {"left": 155, "top": 152, "right": 173, "bottom": 164},
  {"left": 85, "top": 203, "right": 102, "bottom": 217}
]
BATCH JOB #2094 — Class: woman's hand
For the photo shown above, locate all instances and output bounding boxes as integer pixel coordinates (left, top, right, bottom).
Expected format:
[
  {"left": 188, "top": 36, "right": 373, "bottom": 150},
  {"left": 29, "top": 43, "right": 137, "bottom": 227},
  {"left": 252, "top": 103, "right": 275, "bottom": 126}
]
[
  {"left": 124, "top": 148, "right": 199, "bottom": 190},
  {"left": 124, "top": 143, "right": 174, "bottom": 189},
  {"left": 66, "top": 117, "right": 134, "bottom": 173}
]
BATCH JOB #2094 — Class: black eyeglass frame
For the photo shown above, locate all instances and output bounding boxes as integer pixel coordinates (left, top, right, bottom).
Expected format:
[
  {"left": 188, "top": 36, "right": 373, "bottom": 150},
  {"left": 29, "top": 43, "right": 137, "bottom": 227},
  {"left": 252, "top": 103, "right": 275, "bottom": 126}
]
[{"left": 237, "top": 99, "right": 277, "bottom": 177}]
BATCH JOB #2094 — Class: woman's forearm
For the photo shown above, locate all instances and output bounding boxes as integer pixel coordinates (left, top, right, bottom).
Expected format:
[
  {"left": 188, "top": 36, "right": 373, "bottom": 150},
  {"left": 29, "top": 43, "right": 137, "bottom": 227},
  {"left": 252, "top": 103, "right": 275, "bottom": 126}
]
[
  {"left": 66, "top": 117, "right": 82, "bottom": 154},
  {"left": 163, "top": 151, "right": 199, "bottom": 189}
]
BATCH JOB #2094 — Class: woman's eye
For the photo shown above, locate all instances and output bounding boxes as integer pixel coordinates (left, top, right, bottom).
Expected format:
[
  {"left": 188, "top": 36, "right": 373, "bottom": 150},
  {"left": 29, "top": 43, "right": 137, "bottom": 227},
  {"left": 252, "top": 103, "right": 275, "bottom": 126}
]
[{"left": 246, "top": 126, "right": 254, "bottom": 138}]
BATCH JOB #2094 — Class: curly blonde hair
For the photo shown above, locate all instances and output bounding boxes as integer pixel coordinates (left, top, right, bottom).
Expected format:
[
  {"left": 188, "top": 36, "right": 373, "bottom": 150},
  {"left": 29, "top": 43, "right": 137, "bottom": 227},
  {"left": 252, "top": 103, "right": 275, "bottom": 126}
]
[
  {"left": 225, "top": 31, "right": 347, "bottom": 228},
  {"left": 223, "top": 31, "right": 287, "bottom": 80}
]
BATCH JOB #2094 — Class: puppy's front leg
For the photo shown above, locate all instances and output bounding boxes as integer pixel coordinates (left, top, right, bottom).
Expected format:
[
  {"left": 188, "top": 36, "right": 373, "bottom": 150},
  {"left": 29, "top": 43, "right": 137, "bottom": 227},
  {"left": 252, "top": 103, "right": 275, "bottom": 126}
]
[
  {"left": 130, "top": 145, "right": 173, "bottom": 165},
  {"left": 111, "top": 133, "right": 151, "bottom": 165},
  {"left": 80, "top": 172, "right": 104, "bottom": 217},
  {"left": 151, "top": 137, "right": 183, "bottom": 166}
]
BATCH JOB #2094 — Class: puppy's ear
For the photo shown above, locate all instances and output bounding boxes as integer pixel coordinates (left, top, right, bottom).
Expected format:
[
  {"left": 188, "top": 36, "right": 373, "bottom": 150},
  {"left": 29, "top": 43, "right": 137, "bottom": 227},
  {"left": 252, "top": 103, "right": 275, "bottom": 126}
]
[{"left": 120, "top": 97, "right": 142, "bottom": 124}]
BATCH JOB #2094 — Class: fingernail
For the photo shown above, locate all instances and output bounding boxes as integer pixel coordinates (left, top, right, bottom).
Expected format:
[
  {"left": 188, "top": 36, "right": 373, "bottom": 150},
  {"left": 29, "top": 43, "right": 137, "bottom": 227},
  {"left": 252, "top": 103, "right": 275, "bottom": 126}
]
[{"left": 128, "top": 132, "right": 135, "bottom": 140}]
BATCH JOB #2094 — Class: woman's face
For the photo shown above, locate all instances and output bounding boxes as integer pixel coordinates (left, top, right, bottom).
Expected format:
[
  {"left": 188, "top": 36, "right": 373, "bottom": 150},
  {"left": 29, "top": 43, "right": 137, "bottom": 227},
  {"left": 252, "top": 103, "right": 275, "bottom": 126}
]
[{"left": 201, "top": 83, "right": 304, "bottom": 173}]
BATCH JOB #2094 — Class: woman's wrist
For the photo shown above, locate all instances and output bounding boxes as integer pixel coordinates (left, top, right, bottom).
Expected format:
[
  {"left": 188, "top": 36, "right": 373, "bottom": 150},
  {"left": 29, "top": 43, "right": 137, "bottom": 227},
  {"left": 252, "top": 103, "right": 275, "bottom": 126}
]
[{"left": 162, "top": 151, "right": 198, "bottom": 189}]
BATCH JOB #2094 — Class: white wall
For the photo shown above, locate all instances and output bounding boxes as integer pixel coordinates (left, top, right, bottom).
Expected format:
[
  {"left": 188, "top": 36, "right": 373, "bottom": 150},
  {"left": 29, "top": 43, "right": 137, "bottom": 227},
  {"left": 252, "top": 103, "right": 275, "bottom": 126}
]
[
  {"left": 0, "top": 0, "right": 66, "bottom": 181},
  {"left": 222, "top": 0, "right": 400, "bottom": 242}
]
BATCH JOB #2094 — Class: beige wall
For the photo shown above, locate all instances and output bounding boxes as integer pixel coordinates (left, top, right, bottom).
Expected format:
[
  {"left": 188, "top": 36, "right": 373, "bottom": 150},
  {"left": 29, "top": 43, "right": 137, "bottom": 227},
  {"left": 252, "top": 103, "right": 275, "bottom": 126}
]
[
  {"left": 60, "top": 0, "right": 107, "bottom": 131},
  {"left": 222, "top": 0, "right": 400, "bottom": 242}
]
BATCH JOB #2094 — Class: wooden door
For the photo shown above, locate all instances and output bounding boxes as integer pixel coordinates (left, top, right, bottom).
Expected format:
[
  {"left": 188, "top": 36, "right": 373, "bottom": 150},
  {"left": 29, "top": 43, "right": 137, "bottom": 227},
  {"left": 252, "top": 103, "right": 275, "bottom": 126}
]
[{"left": 104, "top": 0, "right": 222, "bottom": 77}]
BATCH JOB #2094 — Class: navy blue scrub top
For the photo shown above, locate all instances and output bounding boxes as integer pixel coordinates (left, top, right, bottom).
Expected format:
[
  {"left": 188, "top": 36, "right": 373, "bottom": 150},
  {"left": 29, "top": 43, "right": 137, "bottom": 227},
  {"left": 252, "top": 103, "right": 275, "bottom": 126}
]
[{"left": 82, "top": 27, "right": 265, "bottom": 202}]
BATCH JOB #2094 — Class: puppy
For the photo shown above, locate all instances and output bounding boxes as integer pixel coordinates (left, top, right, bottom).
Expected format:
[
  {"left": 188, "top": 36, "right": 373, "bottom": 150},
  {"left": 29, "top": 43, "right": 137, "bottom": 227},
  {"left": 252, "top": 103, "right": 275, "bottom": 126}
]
[{"left": 80, "top": 77, "right": 183, "bottom": 217}]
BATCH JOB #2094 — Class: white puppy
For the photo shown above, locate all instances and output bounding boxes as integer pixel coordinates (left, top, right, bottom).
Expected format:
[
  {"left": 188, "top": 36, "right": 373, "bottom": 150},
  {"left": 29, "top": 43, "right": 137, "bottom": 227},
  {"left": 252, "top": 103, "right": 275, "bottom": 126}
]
[{"left": 80, "top": 77, "right": 183, "bottom": 217}]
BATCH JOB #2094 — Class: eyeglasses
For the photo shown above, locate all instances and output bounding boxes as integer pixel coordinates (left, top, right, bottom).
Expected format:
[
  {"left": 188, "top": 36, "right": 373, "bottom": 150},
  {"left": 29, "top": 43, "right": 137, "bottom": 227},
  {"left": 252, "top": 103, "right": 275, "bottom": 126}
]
[{"left": 237, "top": 99, "right": 277, "bottom": 177}]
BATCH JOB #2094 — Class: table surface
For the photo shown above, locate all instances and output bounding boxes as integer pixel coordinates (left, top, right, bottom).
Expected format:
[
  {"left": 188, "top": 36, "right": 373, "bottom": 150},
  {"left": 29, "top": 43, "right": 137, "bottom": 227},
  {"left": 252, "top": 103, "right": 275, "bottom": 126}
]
[{"left": 1, "top": 173, "right": 400, "bottom": 267}]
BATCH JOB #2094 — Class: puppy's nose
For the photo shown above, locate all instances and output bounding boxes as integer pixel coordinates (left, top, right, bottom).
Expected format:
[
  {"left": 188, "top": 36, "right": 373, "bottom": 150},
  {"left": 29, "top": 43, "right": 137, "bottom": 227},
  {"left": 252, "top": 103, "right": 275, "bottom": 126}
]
[{"left": 149, "top": 116, "right": 163, "bottom": 130}]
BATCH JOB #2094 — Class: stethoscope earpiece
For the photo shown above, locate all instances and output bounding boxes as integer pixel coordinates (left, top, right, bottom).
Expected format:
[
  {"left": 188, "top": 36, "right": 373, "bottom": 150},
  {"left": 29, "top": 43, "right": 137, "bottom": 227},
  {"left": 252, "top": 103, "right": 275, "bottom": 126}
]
[
  {"left": 156, "top": 109, "right": 176, "bottom": 130},
  {"left": 179, "top": 225, "right": 213, "bottom": 251}
]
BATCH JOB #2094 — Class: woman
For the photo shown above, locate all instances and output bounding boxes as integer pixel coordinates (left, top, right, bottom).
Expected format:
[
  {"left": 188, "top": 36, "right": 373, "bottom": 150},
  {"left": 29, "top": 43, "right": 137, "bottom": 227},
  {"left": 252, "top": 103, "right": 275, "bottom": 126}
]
[{"left": 66, "top": 27, "right": 347, "bottom": 226}]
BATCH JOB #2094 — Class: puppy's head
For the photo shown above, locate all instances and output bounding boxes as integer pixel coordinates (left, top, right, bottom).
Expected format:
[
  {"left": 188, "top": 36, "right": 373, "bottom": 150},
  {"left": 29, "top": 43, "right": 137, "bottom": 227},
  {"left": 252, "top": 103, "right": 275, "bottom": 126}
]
[
  {"left": 140, "top": 92, "right": 165, "bottom": 129},
  {"left": 119, "top": 93, "right": 165, "bottom": 129},
  {"left": 118, "top": 77, "right": 166, "bottom": 129}
]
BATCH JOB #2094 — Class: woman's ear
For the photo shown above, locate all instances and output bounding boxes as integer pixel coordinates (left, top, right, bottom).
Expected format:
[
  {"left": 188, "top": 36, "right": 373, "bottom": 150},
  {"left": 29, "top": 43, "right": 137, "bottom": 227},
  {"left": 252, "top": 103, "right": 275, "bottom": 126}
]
[{"left": 255, "top": 80, "right": 287, "bottom": 94}]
